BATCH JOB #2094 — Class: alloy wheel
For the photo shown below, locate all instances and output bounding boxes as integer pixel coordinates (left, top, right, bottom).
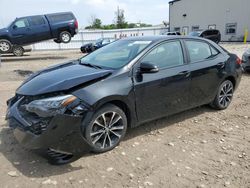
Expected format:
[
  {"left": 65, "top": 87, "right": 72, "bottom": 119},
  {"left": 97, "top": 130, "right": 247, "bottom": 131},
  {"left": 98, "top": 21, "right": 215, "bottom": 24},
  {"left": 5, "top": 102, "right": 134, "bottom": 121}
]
[
  {"left": 218, "top": 81, "right": 233, "bottom": 108},
  {"left": 61, "top": 33, "right": 70, "bottom": 42},
  {"left": 90, "top": 111, "right": 125, "bottom": 150},
  {"left": 0, "top": 41, "right": 10, "bottom": 52},
  {"left": 13, "top": 47, "right": 24, "bottom": 56}
]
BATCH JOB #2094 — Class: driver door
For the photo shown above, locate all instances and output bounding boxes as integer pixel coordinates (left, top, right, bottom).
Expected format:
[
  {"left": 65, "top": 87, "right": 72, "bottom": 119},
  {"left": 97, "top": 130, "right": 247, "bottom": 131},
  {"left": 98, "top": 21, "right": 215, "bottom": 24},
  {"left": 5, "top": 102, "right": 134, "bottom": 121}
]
[
  {"left": 11, "top": 18, "right": 32, "bottom": 45},
  {"left": 133, "top": 40, "right": 191, "bottom": 123}
]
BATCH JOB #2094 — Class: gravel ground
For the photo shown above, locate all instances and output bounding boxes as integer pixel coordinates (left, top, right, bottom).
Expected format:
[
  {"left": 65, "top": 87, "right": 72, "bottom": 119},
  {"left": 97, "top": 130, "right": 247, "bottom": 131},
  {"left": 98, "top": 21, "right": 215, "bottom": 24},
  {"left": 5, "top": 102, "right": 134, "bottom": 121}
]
[{"left": 0, "top": 44, "right": 249, "bottom": 188}]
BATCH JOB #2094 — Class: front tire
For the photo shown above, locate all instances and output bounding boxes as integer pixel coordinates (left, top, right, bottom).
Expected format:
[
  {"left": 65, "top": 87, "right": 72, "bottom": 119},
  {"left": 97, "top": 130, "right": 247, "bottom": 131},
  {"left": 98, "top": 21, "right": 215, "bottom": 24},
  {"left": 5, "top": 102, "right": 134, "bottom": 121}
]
[
  {"left": 12, "top": 46, "right": 24, "bottom": 56},
  {"left": 210, "top": 80, "right": 234, "bottom": 110},
  {"left": 84, "top": 104, "right": 127, "bottom": 153},
  {"left": 0, "top": 39, "right": 12, "bottom": 53},
  {"left": 59, "top": 31, "right": 71, "bottom": 43}
]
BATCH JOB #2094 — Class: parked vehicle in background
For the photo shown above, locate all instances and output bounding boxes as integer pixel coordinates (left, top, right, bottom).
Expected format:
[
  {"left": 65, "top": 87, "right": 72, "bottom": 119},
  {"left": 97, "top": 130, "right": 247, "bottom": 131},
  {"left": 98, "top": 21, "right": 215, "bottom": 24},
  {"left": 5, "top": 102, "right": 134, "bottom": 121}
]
[
  {"left": 12, "top": 45, "right": 32, "bottom": 56},
  {"left": 0, "top": 12, "right": 78, "bottom": 54},
  {"left": 6, "top": 36, "right": 242, "bottom": 164},
  {"left": 0, "top": 44, "right": 31, "bottom": 56},
  {"left": 80, "top": 38, "right": 116, "bottom": 53},
  {"left": 242, "top": 48, "right": 250, "bottom": 72},
  {"left": 189, "top": 29, "right": 221, "bottom": 43},
  {"left": 162, "top": 31, "right": 181, "bottom": 36}
]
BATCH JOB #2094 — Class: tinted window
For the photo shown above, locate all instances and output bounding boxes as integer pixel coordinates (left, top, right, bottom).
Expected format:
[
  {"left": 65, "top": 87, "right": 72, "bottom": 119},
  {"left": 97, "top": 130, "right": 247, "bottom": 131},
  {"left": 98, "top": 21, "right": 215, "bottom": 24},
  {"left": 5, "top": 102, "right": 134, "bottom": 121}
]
[
  {"left": 142, "top": 41, "right": 184, "bottom": 69},
  {"left": 210, "top": 46, "right": 219, "bottom": 56},
  {"left": 80, "top": 40, "right": 151, "bottom": 69},
  {"left": 30, "top": 16, "right": 45, "bottom": 26},
  {"left": 102, "top": 39, "right": 110, "bottom": 44},
  {"left": 47, "top": 13, "right": 74, "bottom": 23},
  {"left": 14, "top": 18, "right": 29, "bottom": 28},
  {"left": 186, "top": 41, "right": 212, "bottom": 63},
  {"left": 189, "top": 32, "right": 201, "bottom": 37}
]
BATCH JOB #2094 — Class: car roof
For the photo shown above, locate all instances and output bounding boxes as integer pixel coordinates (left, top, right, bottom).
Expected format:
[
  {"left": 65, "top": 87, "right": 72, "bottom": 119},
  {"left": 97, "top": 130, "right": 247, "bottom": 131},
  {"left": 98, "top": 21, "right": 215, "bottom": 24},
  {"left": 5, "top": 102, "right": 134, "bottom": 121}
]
[
  {"left": 120, "top": 35, "right": 209, "bottom": 42},
  {"left": 16, "top": 12, "right": 73, "bottom": 19}
]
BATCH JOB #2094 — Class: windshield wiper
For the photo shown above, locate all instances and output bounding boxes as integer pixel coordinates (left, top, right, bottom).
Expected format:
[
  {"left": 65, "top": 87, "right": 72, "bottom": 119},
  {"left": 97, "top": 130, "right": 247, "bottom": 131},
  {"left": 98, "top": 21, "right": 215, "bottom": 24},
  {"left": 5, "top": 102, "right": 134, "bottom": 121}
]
[{"left": 80, "top": 62, "right": 102, "bottom": 69}]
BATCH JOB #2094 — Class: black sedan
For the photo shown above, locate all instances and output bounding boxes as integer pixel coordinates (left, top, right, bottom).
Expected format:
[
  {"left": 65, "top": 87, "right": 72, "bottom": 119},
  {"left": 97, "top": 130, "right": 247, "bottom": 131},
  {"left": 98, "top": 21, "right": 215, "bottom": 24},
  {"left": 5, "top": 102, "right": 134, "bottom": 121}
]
[
  {"left": 6, "top": 36, "right": 242, "bottom": 164},
  {"left": 80, "top": 38, "right": 116, "bottom": 53}
]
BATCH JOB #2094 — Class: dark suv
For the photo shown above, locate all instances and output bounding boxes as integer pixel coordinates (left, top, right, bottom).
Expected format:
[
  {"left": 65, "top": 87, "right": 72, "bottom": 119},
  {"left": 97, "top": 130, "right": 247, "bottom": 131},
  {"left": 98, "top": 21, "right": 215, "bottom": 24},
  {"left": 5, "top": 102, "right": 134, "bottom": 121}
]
[
  {"left": 189, "top": 29, "right": 221, "bottom": 43},
  {"left": 0, "top": 12, "right": 78, "bottom": 54}
]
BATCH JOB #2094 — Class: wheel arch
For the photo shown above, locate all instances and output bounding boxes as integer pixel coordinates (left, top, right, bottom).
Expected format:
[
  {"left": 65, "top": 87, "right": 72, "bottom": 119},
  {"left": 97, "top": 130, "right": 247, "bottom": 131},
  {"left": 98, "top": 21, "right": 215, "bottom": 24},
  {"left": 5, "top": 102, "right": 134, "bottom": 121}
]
[
  {"left": 93, "top": 98, "right": 136, "bottom": 128},
  {"left": 0, "top": 36, "right": 12, "bottom": 43},
  {"left": 57, "top": 28, "right": 73, "bottom": 37},
  {"left": 224, "top": 76, "right": 236, "bottom": 88}
]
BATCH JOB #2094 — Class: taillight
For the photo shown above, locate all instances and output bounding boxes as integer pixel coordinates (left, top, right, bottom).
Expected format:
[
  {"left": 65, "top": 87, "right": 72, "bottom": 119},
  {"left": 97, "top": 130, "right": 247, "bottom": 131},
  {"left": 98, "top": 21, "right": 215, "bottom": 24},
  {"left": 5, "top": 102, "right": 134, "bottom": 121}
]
[
  {"left": 74, "top": 20, "right": 78, "bottom": 29},
  {"left": 236, "top": 57, "right": 242, "bottom": 65}
]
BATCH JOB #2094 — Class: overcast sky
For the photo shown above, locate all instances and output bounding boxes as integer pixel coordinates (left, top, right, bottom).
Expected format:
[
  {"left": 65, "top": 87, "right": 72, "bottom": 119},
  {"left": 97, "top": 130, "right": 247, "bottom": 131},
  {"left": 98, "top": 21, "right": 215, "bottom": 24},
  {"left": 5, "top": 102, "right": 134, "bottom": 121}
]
[{"left": 0, "top": 0, "right": 170, "bottom": 28}]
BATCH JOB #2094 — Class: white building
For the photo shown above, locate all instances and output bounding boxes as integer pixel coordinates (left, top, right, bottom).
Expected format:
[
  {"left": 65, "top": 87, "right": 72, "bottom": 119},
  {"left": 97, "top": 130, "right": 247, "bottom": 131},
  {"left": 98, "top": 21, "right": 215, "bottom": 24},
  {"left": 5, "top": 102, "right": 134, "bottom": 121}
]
[{"left": 169, "top": 0, "right": 250, "bottom": 41}]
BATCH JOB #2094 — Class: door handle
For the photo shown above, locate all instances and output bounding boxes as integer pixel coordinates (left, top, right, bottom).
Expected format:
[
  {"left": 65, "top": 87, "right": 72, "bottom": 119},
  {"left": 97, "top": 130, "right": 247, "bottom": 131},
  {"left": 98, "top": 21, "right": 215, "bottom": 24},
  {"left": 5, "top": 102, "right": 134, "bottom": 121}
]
[{"left": 178, "top": 71, "right": 191, "bottom": 77}]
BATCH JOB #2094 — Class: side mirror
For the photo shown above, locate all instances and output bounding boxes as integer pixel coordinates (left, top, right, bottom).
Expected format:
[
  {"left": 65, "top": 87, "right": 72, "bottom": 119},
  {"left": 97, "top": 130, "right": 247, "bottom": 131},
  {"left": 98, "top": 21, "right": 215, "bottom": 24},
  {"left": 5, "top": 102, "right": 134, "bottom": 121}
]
[
  {"left": 13, "top": 25, "right": 17, "bottom": 30},
  {"left": 140, "top": 62, "right": 159, "bottom": 74}
]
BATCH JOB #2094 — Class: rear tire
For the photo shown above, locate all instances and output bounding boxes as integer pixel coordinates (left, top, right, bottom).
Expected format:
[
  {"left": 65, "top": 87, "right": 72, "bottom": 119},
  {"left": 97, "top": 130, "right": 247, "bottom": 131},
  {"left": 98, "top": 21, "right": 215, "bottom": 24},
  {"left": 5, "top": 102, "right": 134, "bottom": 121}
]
[
  {"left": 84, "top": 104, "right": 127, "bottom": 153},
  {"left": 0, "top": 39, "right": 12, "bottom": 53},
  {"left": 12, "top": 46, "right": 24, "bottom": 56},
  {"left": 59, "top": 31, "right": 71, "bottom": 43},
  {"left": 210, "top": 80, "right": 234, "bottom": 110}
]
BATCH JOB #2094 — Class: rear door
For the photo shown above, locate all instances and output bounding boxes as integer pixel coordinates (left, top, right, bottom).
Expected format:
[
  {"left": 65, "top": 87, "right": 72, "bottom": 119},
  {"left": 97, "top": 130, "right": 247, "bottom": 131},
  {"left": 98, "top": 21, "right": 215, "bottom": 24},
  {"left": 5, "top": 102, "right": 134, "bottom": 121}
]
[
  {"left": 133, "top": 40, "right": 191, "bottom": 122},
  {"left": 184, "top": 39, "right": 226, "bottom": 107},
  {"left": 28, "top": 16, "right": 51, "bottom": 42}
]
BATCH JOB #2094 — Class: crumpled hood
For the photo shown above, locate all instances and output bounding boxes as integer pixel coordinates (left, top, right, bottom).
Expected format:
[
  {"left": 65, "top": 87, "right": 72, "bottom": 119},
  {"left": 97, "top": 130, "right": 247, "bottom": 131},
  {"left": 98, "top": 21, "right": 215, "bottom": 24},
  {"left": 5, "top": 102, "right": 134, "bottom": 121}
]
[{"left": 16, "top": 61, "right": 113, "bottom": 96}]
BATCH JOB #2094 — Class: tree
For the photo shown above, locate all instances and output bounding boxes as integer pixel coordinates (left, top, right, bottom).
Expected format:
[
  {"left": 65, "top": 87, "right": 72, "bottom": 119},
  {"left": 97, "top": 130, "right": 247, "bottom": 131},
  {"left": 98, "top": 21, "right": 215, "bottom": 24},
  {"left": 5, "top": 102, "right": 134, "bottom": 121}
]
[
  {"left": 85, "top": 15, "right": 102, "bottom": 29},
  {"left": 115, "top": 7, "right": 128, "bottom": 29},
  {"left": 92, "top": 18, "right": 102, "bottom": 29}
]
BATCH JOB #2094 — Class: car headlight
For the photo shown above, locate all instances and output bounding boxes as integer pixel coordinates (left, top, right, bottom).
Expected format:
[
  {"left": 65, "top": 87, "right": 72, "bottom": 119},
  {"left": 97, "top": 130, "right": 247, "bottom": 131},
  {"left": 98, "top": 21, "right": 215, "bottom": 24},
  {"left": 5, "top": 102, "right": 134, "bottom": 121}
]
[{"left": 25, "top": 95, "right": 77, "bottom": 117}]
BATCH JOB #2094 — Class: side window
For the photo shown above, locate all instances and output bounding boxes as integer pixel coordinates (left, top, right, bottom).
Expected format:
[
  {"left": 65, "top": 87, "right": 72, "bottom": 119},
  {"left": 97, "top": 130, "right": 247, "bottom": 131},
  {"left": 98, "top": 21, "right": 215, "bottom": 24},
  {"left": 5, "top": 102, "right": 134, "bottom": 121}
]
[
  {"left": 186, "top": 41, "right": 212, "bottom": 63},
  {"left": 210, "top": 46, "right": 219, "bottom": 56},
  {"left": 30, "top": 16, "right": 45, "bottom": 26},
  {"left": 142, "top": 41, "right": 184, "bottom": 69},
  {"left": 48, "top": 14, "right": 74, "bottom": 22},
  {"left": 13, "top": 19, "right": 29, "bottom": 28}
]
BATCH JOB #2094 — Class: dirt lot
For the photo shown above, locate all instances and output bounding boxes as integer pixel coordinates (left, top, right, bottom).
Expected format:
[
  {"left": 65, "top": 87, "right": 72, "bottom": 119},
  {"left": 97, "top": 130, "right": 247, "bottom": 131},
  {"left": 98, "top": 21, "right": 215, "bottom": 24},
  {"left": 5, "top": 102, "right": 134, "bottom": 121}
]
[{"left": 0, "top": 44, "right": 250, "bottom": 188}]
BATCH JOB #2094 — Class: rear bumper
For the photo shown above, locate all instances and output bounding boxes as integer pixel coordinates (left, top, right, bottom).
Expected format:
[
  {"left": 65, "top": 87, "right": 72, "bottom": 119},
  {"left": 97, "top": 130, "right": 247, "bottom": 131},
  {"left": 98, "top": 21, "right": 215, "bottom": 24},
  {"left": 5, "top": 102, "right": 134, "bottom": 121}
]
[{"left": 6, "top": 97, "right": 91, "bottom": 164}]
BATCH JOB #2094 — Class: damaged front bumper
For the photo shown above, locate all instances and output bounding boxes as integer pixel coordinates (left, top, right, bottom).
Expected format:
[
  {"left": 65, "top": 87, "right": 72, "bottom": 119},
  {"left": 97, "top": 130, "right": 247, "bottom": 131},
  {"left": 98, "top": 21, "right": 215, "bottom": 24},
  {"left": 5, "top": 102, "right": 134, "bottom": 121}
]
[{"left": 6, "top": 95, "right": 92, "bottom": 164}]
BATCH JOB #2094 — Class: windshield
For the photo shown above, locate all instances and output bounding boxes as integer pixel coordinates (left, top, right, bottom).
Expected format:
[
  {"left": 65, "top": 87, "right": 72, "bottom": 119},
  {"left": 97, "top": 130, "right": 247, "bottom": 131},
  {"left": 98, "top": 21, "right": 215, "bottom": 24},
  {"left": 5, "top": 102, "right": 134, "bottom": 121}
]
[
  {"left": 189, "top": 32, "right": 201, "bottom": 37},
  {"left": 95, "top": 38, "right": 103, "bottom": 44},
  {"left": 80, "top": 40, "right": 152, "bottom": 69}
]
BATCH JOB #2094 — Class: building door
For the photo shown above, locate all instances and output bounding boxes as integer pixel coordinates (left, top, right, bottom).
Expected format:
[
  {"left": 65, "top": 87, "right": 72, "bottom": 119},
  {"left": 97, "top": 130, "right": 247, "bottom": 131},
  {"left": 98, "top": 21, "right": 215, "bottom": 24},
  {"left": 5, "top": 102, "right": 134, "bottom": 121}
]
[{"left": 182, "top": 26, "right": 189, "bottom": 35}]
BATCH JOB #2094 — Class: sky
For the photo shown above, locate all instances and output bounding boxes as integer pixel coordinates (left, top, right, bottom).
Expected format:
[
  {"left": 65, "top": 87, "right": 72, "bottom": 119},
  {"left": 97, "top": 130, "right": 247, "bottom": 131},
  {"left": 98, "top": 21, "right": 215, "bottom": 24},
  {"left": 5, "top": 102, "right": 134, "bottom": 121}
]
[{"left": 0, "top": 0, "right": 170, "bottom": 28}]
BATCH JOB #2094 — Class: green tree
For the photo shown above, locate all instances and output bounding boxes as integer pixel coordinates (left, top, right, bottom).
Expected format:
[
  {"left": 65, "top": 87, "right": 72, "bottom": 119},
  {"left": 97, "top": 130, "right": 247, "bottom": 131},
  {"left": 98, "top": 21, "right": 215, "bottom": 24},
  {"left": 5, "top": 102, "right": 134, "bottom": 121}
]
[
  {"left": 92, "top": 18, "right": 102, "bottom": 29},
  {"left": 115, "top": 7, "right": 128, "bottom": 29},
  {"left": 85, "top": 15, "right": 102, "bottom": 29}
]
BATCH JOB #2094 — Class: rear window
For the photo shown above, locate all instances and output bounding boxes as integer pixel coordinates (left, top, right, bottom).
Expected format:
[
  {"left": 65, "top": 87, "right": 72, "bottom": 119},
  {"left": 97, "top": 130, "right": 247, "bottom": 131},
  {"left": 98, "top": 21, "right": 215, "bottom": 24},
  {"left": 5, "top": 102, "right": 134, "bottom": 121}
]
[
  {"left": 186, "top": 40, "right": 212, "bottom": 63},
  {"left": 30, "top": 16, "right": 45, "bottom": 26},
  {"left": 47, "top": 13, "right": 74, "bottom": 23},
  {"left": 203, "top": 30, "right": 219, "bottom": 36}
]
